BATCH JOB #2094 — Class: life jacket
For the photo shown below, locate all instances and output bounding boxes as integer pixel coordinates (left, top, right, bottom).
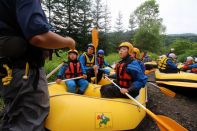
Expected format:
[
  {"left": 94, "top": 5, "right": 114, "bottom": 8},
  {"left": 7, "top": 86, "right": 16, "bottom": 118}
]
[
  {"left": 158, "top": 56, "right": 169, "bottom": 70},
  {"left": 65, "top": 61, "right": 83, "bottom": 79},
  {"left": 191, "top": 68, "right": 197, "bottom": 73},
  {"left": 116, "top": 58, "right": 133, "bottom": 88},
  {"left": 97, "top": 56, "right": 104, "bottom": 68},
  {"left": 83, "top": 53, "right": 95, "bottom": 67}
]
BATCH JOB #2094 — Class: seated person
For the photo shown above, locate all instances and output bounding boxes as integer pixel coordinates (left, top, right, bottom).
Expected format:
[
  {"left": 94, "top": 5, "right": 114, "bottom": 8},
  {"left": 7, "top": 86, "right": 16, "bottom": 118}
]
[
  {"left": 131, "top": 47, "right": 145, "bottom": 73},
  {"left": 56, "top": 49, "right": 88, "bottom": 94},
  {"left": 97, "top": 49, "right": 112, "bottom": 75},
  {"left": 79, "top": 44, "right": 103, "bottom": 83},
  {"left": 158, "top": 53, "right": 179, "bottom": 73},
  {"left": 100, "top": 42, "right": 147, "bottom": 98},
  {"left": 181, "top": 57, "right": 197, "bottom": 73}
]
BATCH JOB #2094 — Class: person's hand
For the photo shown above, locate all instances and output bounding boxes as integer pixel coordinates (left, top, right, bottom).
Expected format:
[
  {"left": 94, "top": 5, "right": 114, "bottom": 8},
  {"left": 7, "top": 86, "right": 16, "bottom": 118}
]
[
  {"left": 56, "top": 79, "right": 62, "bottom": 84},
  {"left": 65, "top": 37, "right": 75, "bottom": 49},
  {"left": 120, "top": 88, "right": 129, "bottom": 94},
  {"left": 82, "top": 74, "right": 87, "bottom": 79},
  {"left": 93, "top": 65, "right": 98, "bottom": 70}
]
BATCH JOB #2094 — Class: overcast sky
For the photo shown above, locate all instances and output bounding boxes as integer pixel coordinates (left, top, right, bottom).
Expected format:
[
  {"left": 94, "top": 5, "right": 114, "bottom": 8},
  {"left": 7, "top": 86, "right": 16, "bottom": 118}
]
[{"left": 106, "top": 0, "right": 197, "bottom": 34}]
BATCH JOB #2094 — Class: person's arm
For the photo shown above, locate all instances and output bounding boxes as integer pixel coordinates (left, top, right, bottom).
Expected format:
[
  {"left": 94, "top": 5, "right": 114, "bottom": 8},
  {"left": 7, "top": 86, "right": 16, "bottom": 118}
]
[
  {"left": 167, "top": 60, "right": 177, "bottom": 69},
  {"left": 126, "top": 61, "right": 148, "bottom": 90},
  {"left": 80, "top": 62, "right": 86, "bottom": 74},
  {"left": 30, "top": 31, "right": 75, "bottom": 49},
  {"left": 79, "top": 54, "right": 91, "bottom": 70},
  {"left": 16, "top": 0, "right": 75, "bottom": 49},
  {"left": 57, "top": 64, "right": 67, "bottom": 79},
  {"left": 189, "top": 63, "right": 197, "bottom": 69}
]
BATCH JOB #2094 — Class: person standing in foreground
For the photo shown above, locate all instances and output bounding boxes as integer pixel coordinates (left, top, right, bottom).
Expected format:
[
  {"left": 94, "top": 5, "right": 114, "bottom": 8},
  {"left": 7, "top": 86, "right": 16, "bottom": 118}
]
[
  {"left": 100, "top": 42, "right": 147, "bottom": 98},
  {"left": 0, "top": 0, "right": 75, "bottom": 131}
]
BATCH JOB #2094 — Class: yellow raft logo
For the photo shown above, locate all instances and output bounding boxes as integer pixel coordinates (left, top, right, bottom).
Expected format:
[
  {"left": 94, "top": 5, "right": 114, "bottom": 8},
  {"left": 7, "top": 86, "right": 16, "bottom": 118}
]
[{"left": 95, "top": 113, "right": 112, "bottom": 128}]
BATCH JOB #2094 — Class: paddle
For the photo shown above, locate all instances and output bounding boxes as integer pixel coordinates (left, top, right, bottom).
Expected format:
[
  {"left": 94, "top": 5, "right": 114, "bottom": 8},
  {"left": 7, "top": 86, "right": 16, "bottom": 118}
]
[
  {"left": 46, "top": 62, "right": 64, "bottom": 79},
  {"left": 104, "top": 76, "right": 188, "bottom": 131},
  {"left": 48, "top": 76, "right": 83, "bottom": 85},
  {"left": 92, "top": 27, "right": 99, "bottom": 83},
  {"left": 148, "top": 82, "right": 176, "bottom": 97}
]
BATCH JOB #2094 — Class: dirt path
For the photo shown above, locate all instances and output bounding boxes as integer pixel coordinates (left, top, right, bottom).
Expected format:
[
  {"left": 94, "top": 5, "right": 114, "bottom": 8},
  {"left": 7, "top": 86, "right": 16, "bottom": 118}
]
[{"left": 137, "top": 72, "right": 197, "bottom": 131}]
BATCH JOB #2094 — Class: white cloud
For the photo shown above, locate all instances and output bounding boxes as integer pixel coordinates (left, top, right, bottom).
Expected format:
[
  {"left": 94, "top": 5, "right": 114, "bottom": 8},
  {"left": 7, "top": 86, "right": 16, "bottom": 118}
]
[{"left": 107, "top": 0, "right": 197, "bottom": 34}]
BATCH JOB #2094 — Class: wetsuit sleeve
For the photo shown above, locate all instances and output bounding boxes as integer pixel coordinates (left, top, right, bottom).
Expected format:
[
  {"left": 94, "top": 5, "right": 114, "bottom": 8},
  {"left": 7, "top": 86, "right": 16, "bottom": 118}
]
[
  {"left": 57, "top": 64, "right": 68, "bottom": 79},
  {"left": 16, "top": 0, "right": 50, "bottom": 39},
  {"left": 166, "top": 59, "right": 177, "bottom": 69},
  {"left": 126, "top": 60, "right": 148, "bottom": 90},
  {"left": 79, "top": 54, "right": 92, "bottom": 70},
  {"left": 80, "top": 62, "right": 86, "bottom": 74},
  {"left": 189, "top": 63, "right": 197, "bottom": 69}
]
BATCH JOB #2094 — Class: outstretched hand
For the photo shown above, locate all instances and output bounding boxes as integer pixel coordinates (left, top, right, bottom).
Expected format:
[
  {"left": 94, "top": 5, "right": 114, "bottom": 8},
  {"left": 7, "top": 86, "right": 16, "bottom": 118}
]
[{"left": 65, "top": 37, "right": 76, "bottom": 49}]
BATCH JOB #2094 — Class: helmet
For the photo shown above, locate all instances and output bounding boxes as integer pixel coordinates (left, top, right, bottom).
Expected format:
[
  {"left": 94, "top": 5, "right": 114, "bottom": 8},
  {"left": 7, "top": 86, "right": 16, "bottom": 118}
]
[
  {"left": 119, "top": 42, "right": 133, "bottom": 55},
  {"left": 87, "top": 43, "right": 95, "bottom": 49},
  {"left": 170, "top": 48, "right": 174, "bottom": 52},
  {"left": 68, "top": 49, "right": 78, "bottom": 55},
  {"left": 133, "top": 47, "right": 140, "bottom": 59},
  {"left": 168, "top": 53, "right": 176, "bottom": 59},
  {"left": 98, "top": 49, "right": 104, "bottom": 55},
  {"left": 195, "top": 57, "right": 197, "bottom": 63},
  {"left": 186, "top": 56, "right": 193, "bottom": 62}
]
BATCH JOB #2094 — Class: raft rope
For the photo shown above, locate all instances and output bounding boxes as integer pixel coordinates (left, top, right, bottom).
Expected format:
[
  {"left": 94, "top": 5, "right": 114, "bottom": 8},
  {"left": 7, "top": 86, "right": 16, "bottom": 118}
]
[
  {"left": 23, "top": 62, "right": 29, "bottom": 80},
  {"left": 2, "top": 64, "right": 13, "bottom": 86}
]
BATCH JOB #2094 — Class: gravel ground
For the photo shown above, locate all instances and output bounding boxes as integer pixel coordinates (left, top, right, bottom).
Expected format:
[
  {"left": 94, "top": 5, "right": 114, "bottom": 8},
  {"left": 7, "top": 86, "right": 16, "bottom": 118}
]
[{"left": 135, "top": 71, "right": 197, "bottom": 131}]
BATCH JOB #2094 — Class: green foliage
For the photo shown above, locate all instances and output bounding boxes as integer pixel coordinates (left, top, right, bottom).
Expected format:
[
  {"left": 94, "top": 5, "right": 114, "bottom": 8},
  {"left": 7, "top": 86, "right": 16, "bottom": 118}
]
[
  {"left": 105, "top": 53, "right": 119, "bottom": 65},
  {"left": 147, "top": 52, "right": 158, "bottom": 60},
  {"left": 133, "top": 0, "right": 165, "bottom": 53},
  {"left": 44, "top": 52, "right": 68, "bottom": 81}
]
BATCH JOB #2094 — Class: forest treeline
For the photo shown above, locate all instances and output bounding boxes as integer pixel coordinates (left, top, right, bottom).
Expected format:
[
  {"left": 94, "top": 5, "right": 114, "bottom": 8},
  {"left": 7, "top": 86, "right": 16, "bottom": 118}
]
[{"left": 42, "top": 0, "right": 197, "bottom": 62}]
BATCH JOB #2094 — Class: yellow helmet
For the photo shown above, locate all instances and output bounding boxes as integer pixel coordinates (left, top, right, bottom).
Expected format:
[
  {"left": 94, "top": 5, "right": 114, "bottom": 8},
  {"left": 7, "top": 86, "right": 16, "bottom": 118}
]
[
  {"left": 119, "top": 42, "right": 133, "bottom": 55},
  {"left": 133, "top": 47, "right": 140, "bottom": 59},
  {"left": 68, "top": 49, "right": 78, "bottom": 55}
]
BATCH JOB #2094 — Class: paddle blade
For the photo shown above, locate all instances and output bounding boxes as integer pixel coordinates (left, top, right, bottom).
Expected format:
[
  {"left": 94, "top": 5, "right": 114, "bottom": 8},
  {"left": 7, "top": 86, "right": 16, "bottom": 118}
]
[
  {"left": 160, "top": 87, "right": 176, "bottom": 97},
  {"left": 157, "top": 115, "right": 188, "bottom": 131},
  {"left": 92, "top": 28, "right": 99, "bottom": 49}
]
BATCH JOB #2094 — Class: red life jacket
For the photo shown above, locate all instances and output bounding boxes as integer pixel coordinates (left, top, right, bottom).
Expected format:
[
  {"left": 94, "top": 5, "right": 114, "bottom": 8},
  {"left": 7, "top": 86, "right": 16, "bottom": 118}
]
[
  {"left": 116, "top": 59, "right": 133, "bottom": 88},
  {"left": 97, "top": 57, "right": 104, "bottom": 68},
  {"left": 191, "top": 68, "right": 197, "bottom": 73},
  {"left": 65, "top": 62, "right": 83, "bottom": 79}
]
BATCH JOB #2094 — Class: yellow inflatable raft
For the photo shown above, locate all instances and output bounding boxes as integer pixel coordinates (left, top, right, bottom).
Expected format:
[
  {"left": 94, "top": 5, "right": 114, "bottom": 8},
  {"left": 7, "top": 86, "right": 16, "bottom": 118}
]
[
  {"left": 45, "top": 82, "right": 147, "bottom": 131},
  {"left": 144, "top": 61, "right": 157, "bottom": 70},
  {"left": 155, "top": 69, "right": 197, "bottom": 88}
]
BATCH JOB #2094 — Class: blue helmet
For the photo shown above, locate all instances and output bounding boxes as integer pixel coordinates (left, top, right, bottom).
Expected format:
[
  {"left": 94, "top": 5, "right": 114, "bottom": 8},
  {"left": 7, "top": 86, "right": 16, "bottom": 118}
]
[{"left": 98, "top": 49, "right": 104, "bottom": 55}]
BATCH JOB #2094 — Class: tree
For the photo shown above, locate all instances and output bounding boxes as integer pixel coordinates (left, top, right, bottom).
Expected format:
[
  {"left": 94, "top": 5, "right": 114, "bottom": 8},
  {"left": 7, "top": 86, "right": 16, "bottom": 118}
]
[
  {"left": 133, "top": 0, "right": 165, "bottom": 53},
  {"left": 114, "top": 11, "right": 124, "bottom": 33},
  {"left": 129, "top": 13, "right": 136, "bottom": 33},
  {"left": 103, "top": 3, "right": 111, "bottom": 33},
  {"left": 92, "top": 0, "right": 105, "bottom": 29}
]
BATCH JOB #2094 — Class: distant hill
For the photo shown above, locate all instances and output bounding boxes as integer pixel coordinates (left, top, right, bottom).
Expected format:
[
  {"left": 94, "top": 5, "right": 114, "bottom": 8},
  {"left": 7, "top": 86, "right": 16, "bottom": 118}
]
[{"left": 164, "top": 33, "right": 197, "bottom": 46}]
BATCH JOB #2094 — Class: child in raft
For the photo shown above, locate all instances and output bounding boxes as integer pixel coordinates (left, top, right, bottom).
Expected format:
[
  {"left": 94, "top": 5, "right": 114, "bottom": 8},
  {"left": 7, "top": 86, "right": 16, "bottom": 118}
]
[
  {"left": 56, "top": 49, "right": 89, "bottom": 94},
  {"left": 100, "top": 42, "right": 147, "bottom": 98}
]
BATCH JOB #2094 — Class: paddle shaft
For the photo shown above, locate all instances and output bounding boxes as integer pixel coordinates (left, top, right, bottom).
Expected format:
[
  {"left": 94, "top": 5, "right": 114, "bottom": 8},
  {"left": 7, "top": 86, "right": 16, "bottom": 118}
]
[
  {"left": 46, "top": 62, "right": 64, "bottom": 79},
  {"left": 48, "top": 76, "right": 83, "bottom": 85},
  {"left": 105, "top": 76, "right": 174, "bottom": 131}
]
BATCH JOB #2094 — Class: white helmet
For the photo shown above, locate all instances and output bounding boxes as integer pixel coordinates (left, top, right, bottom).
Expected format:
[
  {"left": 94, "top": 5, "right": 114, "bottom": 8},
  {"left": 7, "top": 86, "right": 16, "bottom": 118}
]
[
  {"left": 195, "top": 57, "right": 197, "bottom": 63},
  {"left": 168, "top": 53, "right": 176, "bottom": 59},
  {"left": 186, "top": 56, "right": 193, "bottom": 62},
  {"left": 170, "top": 48, "right": 174, "bottom": 52}
]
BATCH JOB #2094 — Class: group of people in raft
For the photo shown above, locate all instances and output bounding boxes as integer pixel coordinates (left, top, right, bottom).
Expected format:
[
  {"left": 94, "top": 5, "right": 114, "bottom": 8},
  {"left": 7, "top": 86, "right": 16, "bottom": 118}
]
[
  {"left": 55, "top": 42, "right": 148, "bottom": 98},
  {"left": 158, "top": 48, "right": 197, "bottom": 74}
]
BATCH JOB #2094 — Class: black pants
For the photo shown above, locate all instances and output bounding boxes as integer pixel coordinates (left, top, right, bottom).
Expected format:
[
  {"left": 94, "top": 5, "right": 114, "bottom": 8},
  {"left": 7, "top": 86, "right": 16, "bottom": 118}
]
[
  {"left": 100, "top": 83, "right": 140, "bottom": 98},
  {"left": 159, "top": 68, "right": 179, "bottom": 73},
  {"left": 86, "top": 68, "right": 104, "bottom": 83},
  {"left": 0, "top": 67, "right": 49, "bottom": 131}
]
